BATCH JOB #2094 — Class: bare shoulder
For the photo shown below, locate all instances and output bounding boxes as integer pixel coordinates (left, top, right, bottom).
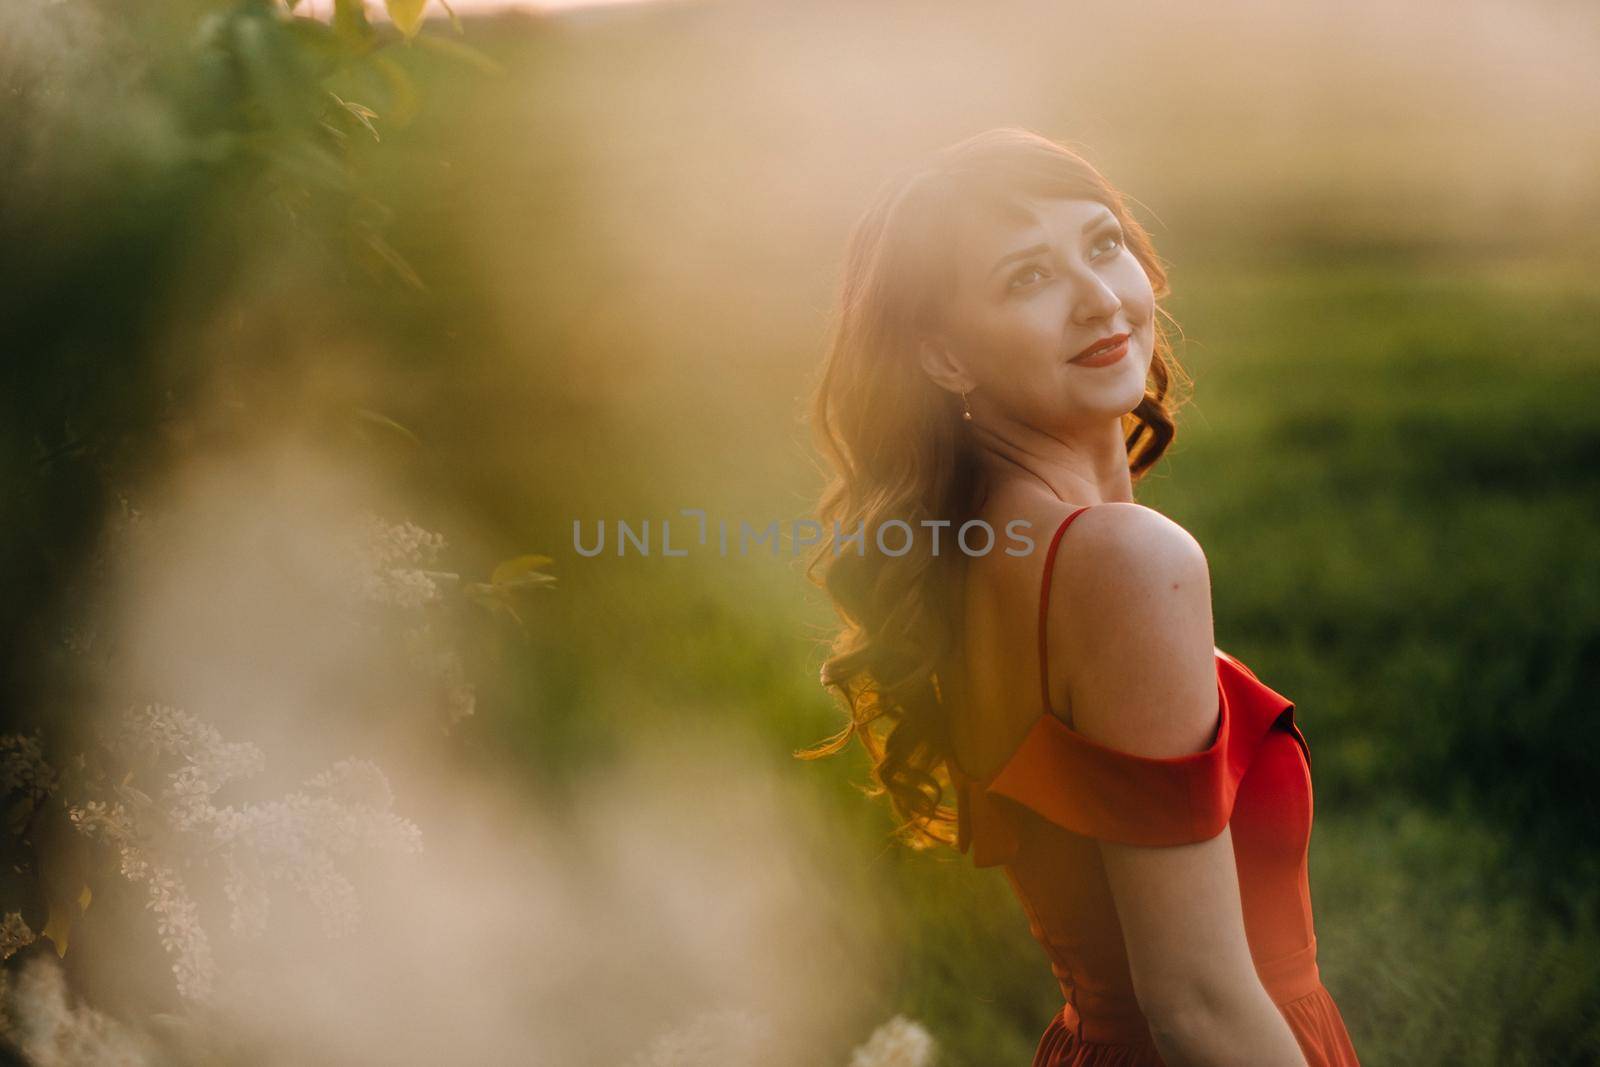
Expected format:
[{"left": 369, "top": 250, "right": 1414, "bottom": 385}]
[
  {"left": 1048, "top": 502, "right": 1208, "bottom": 589},
  {"left": 1043, "top": 503, "right": 1218, "bottom": 759}
]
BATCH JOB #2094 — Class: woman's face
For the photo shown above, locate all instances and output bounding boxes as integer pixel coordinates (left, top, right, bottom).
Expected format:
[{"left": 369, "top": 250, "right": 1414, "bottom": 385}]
[{"left": 935, "top": 196, "right": 1157, "bottom": 430}]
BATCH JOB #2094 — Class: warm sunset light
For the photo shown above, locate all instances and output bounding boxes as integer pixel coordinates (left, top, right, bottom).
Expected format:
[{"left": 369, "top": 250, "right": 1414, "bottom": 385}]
[{"left": 3, "top": 0, "right": 1596, "bottom": 1062}]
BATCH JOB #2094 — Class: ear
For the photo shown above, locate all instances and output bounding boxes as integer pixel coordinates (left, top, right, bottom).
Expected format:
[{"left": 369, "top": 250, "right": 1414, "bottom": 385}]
[{"left": 918, "top": 334, "right": 974, "bottom": 397}]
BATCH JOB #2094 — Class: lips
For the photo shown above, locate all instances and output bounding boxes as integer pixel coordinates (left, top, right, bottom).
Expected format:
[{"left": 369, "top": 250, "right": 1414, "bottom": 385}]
[{"left": 1071, "top": 332, "right": 1131, "bottom": 364}]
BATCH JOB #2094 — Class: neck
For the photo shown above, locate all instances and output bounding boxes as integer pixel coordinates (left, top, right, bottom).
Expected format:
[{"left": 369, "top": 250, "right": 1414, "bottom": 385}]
[{"left": 969, "top": 413, "right": 1134, "bottom": 506}]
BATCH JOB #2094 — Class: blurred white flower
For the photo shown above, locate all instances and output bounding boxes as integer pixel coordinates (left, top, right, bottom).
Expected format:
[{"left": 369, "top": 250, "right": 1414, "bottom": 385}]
[
  {"left": 3, "top": 955, "right": 157, "bottom": 1066},
  {"left": 626, "top": 1006, "right": 775, "bottom": 1067},
  {"left": 847, "top": 1015, "right": 938, "bottom": 1067},
  {"left": 1, "top": 911, "right": 36, "bottom": 961},
  {"left": 107, "top": 704, "right": 264, "bottom": 786},
  {"left": 69, "top": 706, "right": 422, "bottom": 1001},
  {"left": 100, "top": 704, "right": 263, "bottom": 837},
  {"left": 212, "top": 758, "right": 423, "bottom": 940},
  {"left": 362, "top": 515, "right": 447, "bottom": 571},
  {"left": 402, "top": 623, "right": 477, "bottom": 727},
  {"left": 69, "top": 798, "right": 216, "bottom": 1002},
  {"left": 306, "top": 757, "right": 396, "bottom": 810},
  {"left": 122, "top": 855, "right": 215, "bottom": 1003},
  {"left": 345, "top": 514, "right": 452, "bottom": 610}
]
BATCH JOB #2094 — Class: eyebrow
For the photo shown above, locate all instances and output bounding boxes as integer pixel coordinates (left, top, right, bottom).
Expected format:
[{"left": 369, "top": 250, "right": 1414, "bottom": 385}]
[{"left": 987, "top": 209, "right": 1120, "bottom": 280}]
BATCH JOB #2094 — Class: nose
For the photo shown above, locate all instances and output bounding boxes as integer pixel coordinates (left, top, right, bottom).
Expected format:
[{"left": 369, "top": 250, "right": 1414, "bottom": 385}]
[{"left": 1069, "top": 269, "right": 1122, "bottom": 325}]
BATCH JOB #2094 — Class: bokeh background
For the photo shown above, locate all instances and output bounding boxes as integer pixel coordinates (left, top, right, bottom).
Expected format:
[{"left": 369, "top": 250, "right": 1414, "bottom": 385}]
[{"left": 4, "top": 0, "right": 1599, "bottom": 1063}]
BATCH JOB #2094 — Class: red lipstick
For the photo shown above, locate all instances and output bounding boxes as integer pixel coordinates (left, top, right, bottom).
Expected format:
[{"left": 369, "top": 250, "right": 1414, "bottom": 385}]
[{"left": 1070, "top": 332, "right": 1131, "bottom": 368}]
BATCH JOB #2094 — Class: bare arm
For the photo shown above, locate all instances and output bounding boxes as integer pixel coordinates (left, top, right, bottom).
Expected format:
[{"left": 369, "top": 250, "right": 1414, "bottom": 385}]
[{"left": 1047, "top": 504, "right": 1309, "bottom": 1067}]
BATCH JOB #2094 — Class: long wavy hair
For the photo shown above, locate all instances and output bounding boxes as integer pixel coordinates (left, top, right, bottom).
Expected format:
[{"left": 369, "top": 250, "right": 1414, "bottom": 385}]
[{"left": 797, "top": 127, "right": 1191, "bottom": 850}]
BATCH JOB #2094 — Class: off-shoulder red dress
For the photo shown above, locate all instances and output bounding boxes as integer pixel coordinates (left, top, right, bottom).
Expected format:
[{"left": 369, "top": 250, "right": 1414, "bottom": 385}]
[{"left": 947, "top": 505, "right": 1361, "bottom": 1066}]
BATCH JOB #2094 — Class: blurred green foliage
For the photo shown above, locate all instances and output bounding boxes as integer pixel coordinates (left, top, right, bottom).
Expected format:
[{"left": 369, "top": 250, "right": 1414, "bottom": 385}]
[
  {"left": 1, "top": 0, "right": 452, "bottom": 691},
  {"left": 0, "top": 0, "right": 506, "bottom": 1032}
]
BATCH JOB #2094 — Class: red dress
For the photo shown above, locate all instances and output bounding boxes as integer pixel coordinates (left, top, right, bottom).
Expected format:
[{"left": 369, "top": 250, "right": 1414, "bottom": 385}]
[{"left": 948, "top": 506, "right": 1361, "bottom": 1066}]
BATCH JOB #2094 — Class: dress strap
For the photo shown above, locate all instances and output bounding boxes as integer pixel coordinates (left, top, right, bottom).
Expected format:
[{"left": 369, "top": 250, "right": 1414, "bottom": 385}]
[
  {"left": 1037, "top": 505, "right": 1095, "bottom": 715},
  {"left": 952, "top": 503, "right": 1313, "bottom": 860}
]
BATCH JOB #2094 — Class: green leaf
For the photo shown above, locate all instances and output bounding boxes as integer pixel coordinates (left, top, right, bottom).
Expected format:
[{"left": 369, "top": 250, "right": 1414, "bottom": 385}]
[
  {"left": 385, "top": 0, "right": 429, "bottom": 39},
  {"left": 463, "top": 582, "right": 532, "bottom": 624},
  {"left": 352, "top": 408, "right": 422, "bottom": 448},
  {"left": 360, "top": 231, "right": 426, "bottom": 290},
  {"left": 330, "top": 92, "right": 381, "bottom": 142},
  {"left": 39, "top": 884, "right": 91, "bottom": 959},
  {"left": 437, "top": 0, "right": 464, "bottom": 34},
  {"left": 490, "top": 554, "right": 555, "bottom": 588},
  {"left": 40, "top": 900, "right": 72, "bottom": 957}
]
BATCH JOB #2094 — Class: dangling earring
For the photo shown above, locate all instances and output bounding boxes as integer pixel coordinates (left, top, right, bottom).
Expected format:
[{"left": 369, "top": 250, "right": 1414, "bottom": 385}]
[{"left": 961, "top": 390, "right": 973, "bottom": 422}]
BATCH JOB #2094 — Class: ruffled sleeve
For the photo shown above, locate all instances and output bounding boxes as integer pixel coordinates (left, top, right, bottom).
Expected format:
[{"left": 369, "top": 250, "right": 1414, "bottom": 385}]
[{"left": 953, "top": 650, "right": 1301, "bottom": 864}]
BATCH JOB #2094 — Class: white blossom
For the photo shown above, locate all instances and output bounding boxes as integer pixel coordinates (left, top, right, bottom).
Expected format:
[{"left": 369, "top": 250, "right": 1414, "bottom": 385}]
[
  {"left": 3, "top": 955, "right": 157, "bottom": 1065},
  {"left": 402, "top": 623, "right": 477, "bottom": 727},
  {"left": 848, "top": 1015, "right": 938, "bottom": 1067},
  {"left": 69, "top": 706, "right": 422, "bottom": 1001},
  {"left": 221, "top": 857, "right": 272, "bottom": 940},
  {"left": 362, "top": 514, "right": 446, "bottom": 570},
  {"left": 329, "top": 517, "right": 478, "bottom": 731},
  {"left": 343, "top": 514, "right": 452, "bottom": 609},
  {"left": 626, "top": 1007, "right": 775, "bottom": 1067},
  {"left": 1, "top": 911, "right": 36, "bottom": 961},
  {"left": 69, "top": 799, "right": 216, "bottom": 1002},
  {"left": 210, "top": 761, "right": 422, "bottom": 940},
  {"left": 122, "top": 856, "right": 215, "bottom": 1003},
  {"left": 67, "top": 800, "right": 134, "bottom": 843},
  {"left": 99, "top": 704, "right": 264, "bottom": 837},
  {"left": 106, "top": 704, "right": 263, "bottom": 784}
]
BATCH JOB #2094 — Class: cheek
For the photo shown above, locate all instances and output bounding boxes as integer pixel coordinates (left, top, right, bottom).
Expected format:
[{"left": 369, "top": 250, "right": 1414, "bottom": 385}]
[
  {"left": 966, "top": 302, "right": 1053, "bottom": 372},
  {"left": 1118, "top": 266, "right": 1156, "bottom": 323}
]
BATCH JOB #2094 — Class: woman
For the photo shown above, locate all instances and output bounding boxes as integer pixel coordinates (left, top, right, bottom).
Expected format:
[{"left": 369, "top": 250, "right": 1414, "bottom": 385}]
[{"left": 800, "top": 128, "right": 1361, "bottom": 1066}]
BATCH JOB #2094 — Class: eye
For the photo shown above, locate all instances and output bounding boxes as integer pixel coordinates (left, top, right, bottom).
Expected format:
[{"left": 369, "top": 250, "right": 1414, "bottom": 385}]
[
  {"left": 1007, "top": 264, "right": 1048, "bottom": 291},
  {"left": 1090, "top": 229, "right": 1124, "bottom": 258}
]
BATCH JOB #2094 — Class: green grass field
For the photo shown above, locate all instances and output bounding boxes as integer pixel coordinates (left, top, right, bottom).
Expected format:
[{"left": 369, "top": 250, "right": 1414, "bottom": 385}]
[{"left": 488, "top": 255, "right": 1600, "bottom": 1065}]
